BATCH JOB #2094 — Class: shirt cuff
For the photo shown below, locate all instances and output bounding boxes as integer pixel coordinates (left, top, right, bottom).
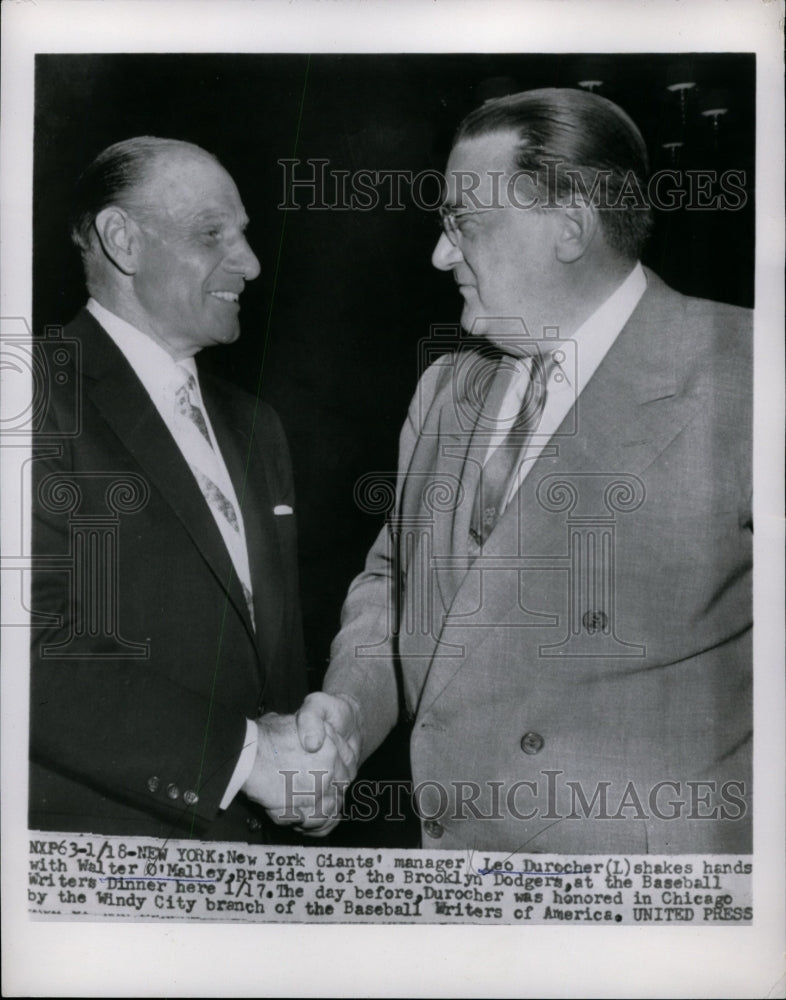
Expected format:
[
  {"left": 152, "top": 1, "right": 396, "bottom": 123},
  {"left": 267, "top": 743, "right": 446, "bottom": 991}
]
[{"left": 219, "top": 718, "right": 257, "bottom": 810}]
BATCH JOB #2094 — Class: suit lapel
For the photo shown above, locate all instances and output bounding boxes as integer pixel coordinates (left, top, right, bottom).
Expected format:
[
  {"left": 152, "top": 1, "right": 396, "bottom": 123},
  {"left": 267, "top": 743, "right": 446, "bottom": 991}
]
[
  {"left": 398, "top": 358, "right": 459, "bottom": 619},
  {"left": 428, "top": 349, "right": 503, "bottom": 612},
  {"left": 481, "top": 269, "right": 702, "bottom": 555},
  {"left": 202, "top": 377, "right": 284, "bottom": 669},
  {"left": 542, "top": 267, "right": 700, "bottom": 478},
  {"left": 74, "top": 311, "right": 259, "bottom": 649}
]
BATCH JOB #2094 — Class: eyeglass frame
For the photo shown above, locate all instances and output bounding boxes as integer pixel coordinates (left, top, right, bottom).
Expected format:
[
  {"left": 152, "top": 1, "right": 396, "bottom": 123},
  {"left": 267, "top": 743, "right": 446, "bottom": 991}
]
[{"left": 437, "top": 205, "right": 505, "bottom": 246}]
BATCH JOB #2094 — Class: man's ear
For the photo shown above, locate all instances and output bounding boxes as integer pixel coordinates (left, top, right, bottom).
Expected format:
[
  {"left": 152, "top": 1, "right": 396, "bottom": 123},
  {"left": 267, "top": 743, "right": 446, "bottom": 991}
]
[
  {"left": 93, "top": 206, "right": 142, "bottom": 275},
  {"left": 555, "top": 202, "right": 599, "bottom": 263}
]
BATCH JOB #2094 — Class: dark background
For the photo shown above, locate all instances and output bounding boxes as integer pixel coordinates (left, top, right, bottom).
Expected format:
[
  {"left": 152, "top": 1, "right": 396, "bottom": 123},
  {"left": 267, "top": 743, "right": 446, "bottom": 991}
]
[{"left": 34, "top": 53, "right": 755, "bottom": 846}]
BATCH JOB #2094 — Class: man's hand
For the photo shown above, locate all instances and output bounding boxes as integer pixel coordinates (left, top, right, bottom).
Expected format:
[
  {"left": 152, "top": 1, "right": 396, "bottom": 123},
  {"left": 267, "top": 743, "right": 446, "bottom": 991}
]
[
  {"left": 241, "top": 710, "right": 357, "bottom": 836},
  {"left": 296, "top": 691, "right": 363, "bottom": 765}
]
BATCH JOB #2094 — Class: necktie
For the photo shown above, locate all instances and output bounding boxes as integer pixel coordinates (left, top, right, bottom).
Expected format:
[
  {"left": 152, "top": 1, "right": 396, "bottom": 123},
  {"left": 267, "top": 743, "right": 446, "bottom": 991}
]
[
  {"left": 173, "top": 370, "right": 256, "bottom": 630},
  {"left": 468, "top": 351, "right": 552, "bottom": 548},
  {"left": 175, "top": 374, "right": 211, "bottom": 443}
]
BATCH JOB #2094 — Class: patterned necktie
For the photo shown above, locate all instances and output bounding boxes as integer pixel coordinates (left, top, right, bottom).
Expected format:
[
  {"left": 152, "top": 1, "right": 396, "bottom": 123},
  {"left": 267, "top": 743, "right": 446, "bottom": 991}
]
[
  {"left": 174, "top": 371, "right": 256, "bottom": 630},
  {"left": 468, "top": 351, "right": 552, "bottom": 548},
  {"left": 175, "top": 374, "right": 211, "bottom": 443}
]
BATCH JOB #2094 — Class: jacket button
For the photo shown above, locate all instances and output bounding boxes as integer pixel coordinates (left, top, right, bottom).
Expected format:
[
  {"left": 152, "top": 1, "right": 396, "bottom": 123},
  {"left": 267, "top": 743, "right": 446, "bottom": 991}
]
[
  {"left": 582, "top": 610, "right": 607, "bottom": 633},
  {"left": 166, "top": 783, "right": 180, "bottom": 800},
  {"left": 424, "top": 820, "right": 444, "bottom": 839},
  {"left": 520, "top": 732, "right": 545, "bottom": 755},
  {"left": 256, "top": 701, "right": 266, "bottom": 717},
  {"left": 183, "top": 790, "right": 199, "bottom": 806},
  {"left": 247, "top": 816, "right": 262, "bottom": 832},
  {"left": 147, "top": 776, "right": 160, "bottom": 793}
]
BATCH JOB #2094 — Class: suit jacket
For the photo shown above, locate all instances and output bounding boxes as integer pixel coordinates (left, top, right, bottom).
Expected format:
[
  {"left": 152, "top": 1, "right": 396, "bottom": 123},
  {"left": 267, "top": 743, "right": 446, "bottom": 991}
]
[
  {"left": 325, "top": 270, "right": 752, "bottom": 853},
  {"left": 29, "top": 309, "right": 308, "bottom": 842}
]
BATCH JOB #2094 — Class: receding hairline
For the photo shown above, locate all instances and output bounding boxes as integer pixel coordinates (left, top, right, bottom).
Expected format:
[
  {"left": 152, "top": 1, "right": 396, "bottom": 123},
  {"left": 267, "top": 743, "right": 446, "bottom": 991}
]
[
  {"left": 70, "top": 137, "right": 242, "bottom": 259},
  {"left": 446, "top": 127, "right": 523, "bottom": 164},
  {"left": 122, "top": 141, "right": 227, "bottom": 199}
]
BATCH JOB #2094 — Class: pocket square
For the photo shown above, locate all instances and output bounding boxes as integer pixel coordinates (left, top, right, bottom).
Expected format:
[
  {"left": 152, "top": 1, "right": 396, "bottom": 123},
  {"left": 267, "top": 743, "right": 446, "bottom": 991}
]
[{"left": 273, "top": 505, "right": 294, "bottom": 515}]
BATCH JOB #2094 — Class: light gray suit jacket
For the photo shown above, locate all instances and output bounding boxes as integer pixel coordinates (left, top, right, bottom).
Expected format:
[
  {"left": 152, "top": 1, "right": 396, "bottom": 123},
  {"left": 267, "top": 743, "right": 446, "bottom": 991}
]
[{"left": 326, "top": 270, "right": 752, "bottom": 854}]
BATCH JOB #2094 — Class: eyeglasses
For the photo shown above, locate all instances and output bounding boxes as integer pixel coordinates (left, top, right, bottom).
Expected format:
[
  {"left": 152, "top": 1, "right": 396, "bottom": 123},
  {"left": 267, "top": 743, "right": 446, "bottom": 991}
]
[{"left": 437, "top": 205, "right": 503, "bottom": 246}]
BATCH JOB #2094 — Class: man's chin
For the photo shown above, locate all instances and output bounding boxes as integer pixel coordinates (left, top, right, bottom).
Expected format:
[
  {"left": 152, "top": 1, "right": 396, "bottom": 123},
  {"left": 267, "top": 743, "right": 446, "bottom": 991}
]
[
  {"left": 462, "top": 314, "right": 516, "bottom": 348},
  {"left": 461, "top": 306, "right": 488, "bottom": 338},
  {"left": 461, "top": 310, "right": 536, "bottom": 356},
  {"left": 211, "top": 324, "right": 241, "bottom": 346}
]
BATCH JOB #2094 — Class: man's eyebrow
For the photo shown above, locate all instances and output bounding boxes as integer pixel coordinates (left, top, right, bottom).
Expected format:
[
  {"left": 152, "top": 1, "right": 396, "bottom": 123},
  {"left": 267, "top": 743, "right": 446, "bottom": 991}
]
[
  {"left": 189, "top": 210, "right": 250, "bottom": 229},
  {"left": 191, "top": 209, "right": 229, "bottom": 223}
]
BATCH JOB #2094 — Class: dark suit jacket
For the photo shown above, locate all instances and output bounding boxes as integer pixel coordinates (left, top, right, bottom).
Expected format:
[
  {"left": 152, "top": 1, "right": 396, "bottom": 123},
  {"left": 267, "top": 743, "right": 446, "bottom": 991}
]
[
  {"left": 326, "top": 269, "right": 753, "bottom": 853},
  {"left": 29, "top": 309, "right": 308, "bottom": 842}
]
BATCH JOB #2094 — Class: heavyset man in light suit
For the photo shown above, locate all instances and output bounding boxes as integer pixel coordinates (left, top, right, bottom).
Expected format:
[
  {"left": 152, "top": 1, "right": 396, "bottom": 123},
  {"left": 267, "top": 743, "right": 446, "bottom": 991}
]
[
  {"left": 30, "top": 138, "right": 355, "bottom": 842},
  {"left": 298, "top": 88, "right": 752, "bottom": 853}
]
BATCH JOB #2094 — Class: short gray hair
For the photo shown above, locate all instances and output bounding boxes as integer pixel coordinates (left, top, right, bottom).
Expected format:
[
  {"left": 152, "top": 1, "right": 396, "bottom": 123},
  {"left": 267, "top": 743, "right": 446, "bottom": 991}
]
[{"left": 69, "top": 136, "right": 219, "bottom": 252}]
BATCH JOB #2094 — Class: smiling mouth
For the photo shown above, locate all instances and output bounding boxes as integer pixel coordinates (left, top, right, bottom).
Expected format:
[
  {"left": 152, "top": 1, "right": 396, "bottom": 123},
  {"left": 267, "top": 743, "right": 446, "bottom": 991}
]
[{"left": 209, "top": 291, "right": 240, "bottom": 304}]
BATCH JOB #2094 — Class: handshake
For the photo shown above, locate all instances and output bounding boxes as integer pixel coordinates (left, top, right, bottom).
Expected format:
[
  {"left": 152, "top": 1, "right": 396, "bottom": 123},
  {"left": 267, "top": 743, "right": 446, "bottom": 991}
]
[{"left": 240, "top": 692, "right": 362, "bottom": 837}]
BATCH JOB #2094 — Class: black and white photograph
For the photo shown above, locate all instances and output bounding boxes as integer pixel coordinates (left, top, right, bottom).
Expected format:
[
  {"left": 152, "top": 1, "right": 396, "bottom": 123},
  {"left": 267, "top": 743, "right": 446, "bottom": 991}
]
[
  {"left": 28, "top": 49, "right": 758, "bottom": 852},
  {"left": 2, "top": 1, "right": 783, "bottom": 997}
]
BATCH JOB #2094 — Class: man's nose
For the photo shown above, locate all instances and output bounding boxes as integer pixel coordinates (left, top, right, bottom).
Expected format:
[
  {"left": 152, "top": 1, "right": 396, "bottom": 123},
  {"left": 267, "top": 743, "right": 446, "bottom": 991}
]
[
  {"left": 431, "top": 232, "right": 463, "bottom": 271},
  {"left": 227, "top": 236, "right": 261, "bottom": 281}
]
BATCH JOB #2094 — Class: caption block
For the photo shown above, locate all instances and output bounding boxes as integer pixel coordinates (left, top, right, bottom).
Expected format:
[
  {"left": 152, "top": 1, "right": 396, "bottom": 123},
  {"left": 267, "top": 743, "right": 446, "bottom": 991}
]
[{"left": 27, "top": 834, "right": 752, "bottom": 924}]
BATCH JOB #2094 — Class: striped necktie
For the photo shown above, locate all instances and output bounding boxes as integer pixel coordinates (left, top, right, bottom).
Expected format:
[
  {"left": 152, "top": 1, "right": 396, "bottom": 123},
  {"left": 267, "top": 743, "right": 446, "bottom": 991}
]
[
  {"left": 468, "top": 351, "right": 552, "bottom": 548},
  {"left": 173, "top": 370, "right": 256, "bottom": 630}
]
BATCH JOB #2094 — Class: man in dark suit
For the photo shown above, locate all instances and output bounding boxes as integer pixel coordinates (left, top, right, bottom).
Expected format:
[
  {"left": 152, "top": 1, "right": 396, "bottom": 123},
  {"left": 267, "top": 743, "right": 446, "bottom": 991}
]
[
  {"left": 30, "top": 137, "right": 354, "bottom": 842},
  {"left": 298, "top": 88, "right": 752, "bottom": 853}
]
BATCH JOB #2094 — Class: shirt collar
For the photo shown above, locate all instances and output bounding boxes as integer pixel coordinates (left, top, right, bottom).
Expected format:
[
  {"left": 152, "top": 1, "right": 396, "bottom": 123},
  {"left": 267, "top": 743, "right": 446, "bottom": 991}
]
[
  {"left": 86, "top": 298, "right": 198, "bottom": 400},
  {"left": 493, "top": 263, "right": 647, "bottom": 424},
  {"left": 559, "top": 261, "right": 647, "bottom": 384}
]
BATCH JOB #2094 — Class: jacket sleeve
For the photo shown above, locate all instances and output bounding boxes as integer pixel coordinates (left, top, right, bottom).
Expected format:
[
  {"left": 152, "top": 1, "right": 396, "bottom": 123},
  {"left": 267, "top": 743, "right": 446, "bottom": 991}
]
[{"left": 323, "top": 357, "right": 450, "bottom": 762}]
